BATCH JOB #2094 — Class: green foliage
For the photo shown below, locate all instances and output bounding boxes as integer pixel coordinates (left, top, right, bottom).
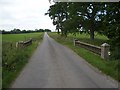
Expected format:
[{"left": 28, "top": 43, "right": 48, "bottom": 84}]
[
  {"left": 46, "top": 2, "right": 68, "bottom": 35},
  {"left": 100, "top": 3, "right": 120, "bottom": 60},
  {"left": 2, "top": 29, "right": 51, "bottom": 34},
  {"left": 46, "top": 2, "right": 107, "bottom": 40}
]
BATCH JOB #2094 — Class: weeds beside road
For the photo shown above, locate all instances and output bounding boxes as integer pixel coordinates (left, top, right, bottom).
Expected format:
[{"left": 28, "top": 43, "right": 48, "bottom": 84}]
[{"left": 2, "top": 33, "right": 43, "bottom": 88}]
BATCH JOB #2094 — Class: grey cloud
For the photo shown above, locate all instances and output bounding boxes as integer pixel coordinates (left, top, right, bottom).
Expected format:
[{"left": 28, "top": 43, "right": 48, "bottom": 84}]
[
  {"left": 0, "top": 11, "right": 16, "bottom": 21},
  {"left": 0, "top": 0, "right": 56, "bottom": 31},
  {"left": 0, "top": 0, "right": 13, "bottom": 6},
  {"left": 0, "top": 24, "right": 15, "bottom": 30}
]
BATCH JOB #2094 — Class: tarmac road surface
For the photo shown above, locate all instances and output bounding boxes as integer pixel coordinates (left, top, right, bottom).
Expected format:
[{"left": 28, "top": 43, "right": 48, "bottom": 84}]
[{"left": 12, "top": 32, "right": 118, "bottom": 88}]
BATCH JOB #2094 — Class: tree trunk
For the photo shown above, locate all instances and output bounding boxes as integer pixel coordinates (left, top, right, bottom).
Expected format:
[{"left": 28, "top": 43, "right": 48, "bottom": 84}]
[
  {"left": 64, "top": 31, "right": 67, "bottom": 37},
  {"left": 57, "top": 29, "right": 60, "bottom": 34},
  {"left": 90, "top": 29, "right": 94, "bottom": 41},
  {"left": 61, "top": 30, "right": 64, "bottom": 36},
  {"left": 90, "top": 19, "right": 95, "bottom": 41}
]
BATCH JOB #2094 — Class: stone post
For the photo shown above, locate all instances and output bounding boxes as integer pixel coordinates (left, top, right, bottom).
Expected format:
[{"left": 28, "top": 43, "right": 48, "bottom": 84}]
[
  {"left": 73, "top": 39, "right": 75, "bottom": 46},
  {"left": 101, "top": 43, "right": 110, "bottom": 60},
  {"left": 16, "top": 42, "right": 18, "bottom": 48}
]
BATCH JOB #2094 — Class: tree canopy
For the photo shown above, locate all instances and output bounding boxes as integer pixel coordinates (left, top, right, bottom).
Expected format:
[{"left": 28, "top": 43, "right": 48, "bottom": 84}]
[
  {"left": 46, "top": 2, "right": 120, "bottom": 40},
  {"left": 46, "top": 2, "right": 120, "bottom": 59},
  {"left": 1, "top": 28, "right": 51, "bottom": 34}
]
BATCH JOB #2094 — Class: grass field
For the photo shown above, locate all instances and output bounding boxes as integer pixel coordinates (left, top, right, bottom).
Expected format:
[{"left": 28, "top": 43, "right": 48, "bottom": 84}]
[
  {"left": 2, "top": 33, "right": 42, "bottom": 42},
  {"left": 68, "top": 33, "right": 109, "bottom": 46},
  {"left": 48, "top": 32, "right": 119, "bottom": 81},
  {"left": 2, "top": 32, "right": 43, "bottom": 88}
]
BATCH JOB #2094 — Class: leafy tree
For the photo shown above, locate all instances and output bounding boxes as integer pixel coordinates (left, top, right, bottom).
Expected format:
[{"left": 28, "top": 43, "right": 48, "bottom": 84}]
[
  {"left": 100, "top": 3, "right": 120, "bottom": 60},
  {"left": 46, "top": 2, "right": 105, "bottom": 40},
  {"left": 44, "top": 29, "right": 51, "bottom": 32},
  {"left": 46, "top": 2, "right": 68, "bottom": 36},
  {"left": 47, "top": 2, "right": 120, "bottom": 60}
]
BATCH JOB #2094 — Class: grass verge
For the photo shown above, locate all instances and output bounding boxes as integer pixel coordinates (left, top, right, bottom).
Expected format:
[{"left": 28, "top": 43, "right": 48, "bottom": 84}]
[
  {"left": 2, "top": 33, "right": 44, "bottom": 88},
  {"left": 68, "top": 32, "right": 109, "bottom": 46},
  {"left": 48, "top": 32, "right": 119, "bottom": 82}
]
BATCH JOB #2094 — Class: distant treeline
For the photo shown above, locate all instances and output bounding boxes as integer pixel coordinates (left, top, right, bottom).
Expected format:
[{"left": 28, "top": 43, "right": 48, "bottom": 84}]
[{"left": 1, "top": 28, "right": 51, "bottom": 34}]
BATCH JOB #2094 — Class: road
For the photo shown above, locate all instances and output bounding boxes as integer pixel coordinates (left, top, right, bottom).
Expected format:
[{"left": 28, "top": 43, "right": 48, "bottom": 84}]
[{"left": 12, "top": 32, "right": 118, "bottom": 88}]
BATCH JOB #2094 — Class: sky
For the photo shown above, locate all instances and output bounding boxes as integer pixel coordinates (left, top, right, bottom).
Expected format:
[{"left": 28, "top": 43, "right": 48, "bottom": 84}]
[{"left": 0, "top": 0, "right": 56, "bottom": 31}]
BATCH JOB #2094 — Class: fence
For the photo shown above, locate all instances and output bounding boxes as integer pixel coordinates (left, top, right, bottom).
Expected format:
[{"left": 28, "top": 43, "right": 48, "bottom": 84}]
[
  {"left": 16, "top": 38, "right": 32, "bottom": 48},
  {"left": 74, "top": 39, "right": 110, "bottom": 60}
]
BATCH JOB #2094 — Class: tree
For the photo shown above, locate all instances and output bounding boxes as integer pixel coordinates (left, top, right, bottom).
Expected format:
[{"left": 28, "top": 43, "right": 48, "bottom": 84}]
[
  {"left": 100, "top": 3, "right": 120, "bottom": 60},
  {"left": 44, "top": 29, "right": 51, "bottom": 32},
  {"left": 46, "top": 2, "right": 68, "bottom": 36},
  {"left": 46, "top": 2, "right": 105, "bottom": 40},
  {"left": 47, "top": 2, "right": 120, "bottom": 60},
  {"left": 47, "top": 2, "right": 119, "bottom": 41},
  {"left": 11, "top": 28, "right": 21, "bottom": 34}
]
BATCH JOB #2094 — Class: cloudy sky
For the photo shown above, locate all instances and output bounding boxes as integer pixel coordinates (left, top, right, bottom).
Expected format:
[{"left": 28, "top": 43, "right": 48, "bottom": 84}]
[{"left": 0, "top": 0, "right": 56, "bottom": 31}]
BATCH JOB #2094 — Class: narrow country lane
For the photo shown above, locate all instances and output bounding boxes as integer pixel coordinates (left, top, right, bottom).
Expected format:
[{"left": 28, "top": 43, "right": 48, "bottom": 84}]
[{"left": 12, "top": 32, "right": 118, "bottom": 88}]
